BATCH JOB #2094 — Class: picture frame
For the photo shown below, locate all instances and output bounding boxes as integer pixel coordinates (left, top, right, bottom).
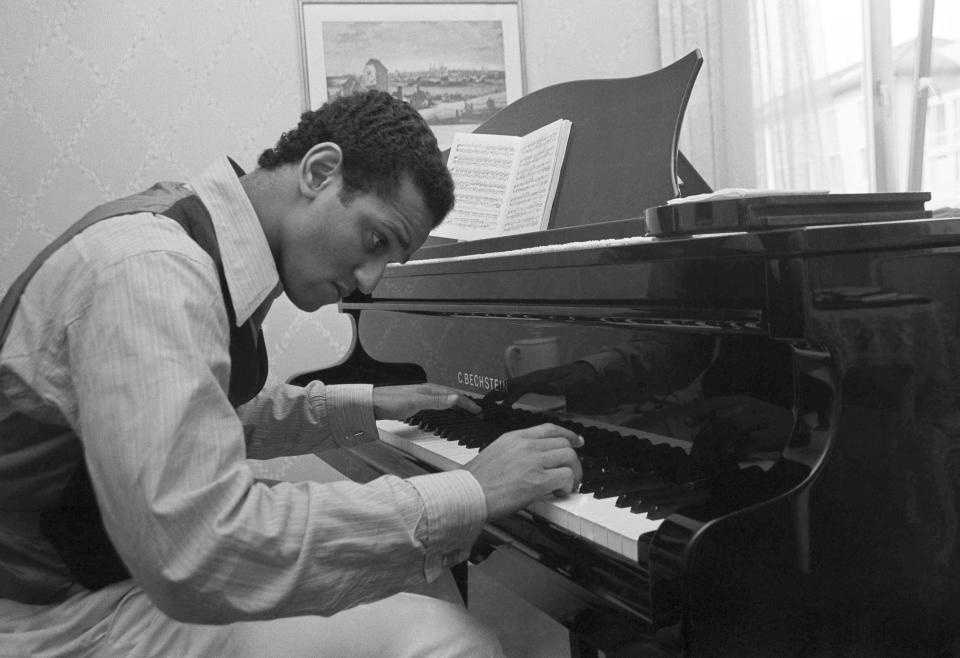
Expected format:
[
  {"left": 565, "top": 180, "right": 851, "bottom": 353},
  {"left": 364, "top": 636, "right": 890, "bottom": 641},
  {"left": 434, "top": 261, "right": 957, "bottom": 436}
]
[{"left": 297, "top": 0, "right": 525, "bottom": 148}]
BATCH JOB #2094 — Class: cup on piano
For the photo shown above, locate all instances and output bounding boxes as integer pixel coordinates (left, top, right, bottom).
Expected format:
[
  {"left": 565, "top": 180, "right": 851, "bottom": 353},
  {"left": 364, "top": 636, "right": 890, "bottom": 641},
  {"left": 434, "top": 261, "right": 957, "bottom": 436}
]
[{"left": 504, "top": 335, "right": 560, "bottom": 378}]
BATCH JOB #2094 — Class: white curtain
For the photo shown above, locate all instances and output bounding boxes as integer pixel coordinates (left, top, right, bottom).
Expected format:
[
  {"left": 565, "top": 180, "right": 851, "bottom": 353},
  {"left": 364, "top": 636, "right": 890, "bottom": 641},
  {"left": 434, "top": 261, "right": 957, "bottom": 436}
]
[
  {"left": 658, "top": 0, "right": 846, "bottom": 191},
  {"left": 748, "top": 1, "right": 844, "bottom": 190},
  {"left": 658, "top": 0, "right": 727, "bottom": 189}
]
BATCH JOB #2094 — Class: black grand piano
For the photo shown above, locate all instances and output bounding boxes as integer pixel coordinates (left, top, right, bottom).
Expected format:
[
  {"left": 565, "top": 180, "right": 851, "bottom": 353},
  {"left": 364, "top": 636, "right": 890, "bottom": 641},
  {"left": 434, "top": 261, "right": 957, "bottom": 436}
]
[{"left": 292, "top": 51, "right": 960, "bottom": 655}]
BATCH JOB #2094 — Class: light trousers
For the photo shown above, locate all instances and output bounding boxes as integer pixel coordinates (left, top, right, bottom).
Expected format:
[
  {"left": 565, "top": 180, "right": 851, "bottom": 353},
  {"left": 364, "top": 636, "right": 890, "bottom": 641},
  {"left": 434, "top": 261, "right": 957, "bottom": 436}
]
[{"left": 0, "top": 577, "right": 504, "bottom": 658}]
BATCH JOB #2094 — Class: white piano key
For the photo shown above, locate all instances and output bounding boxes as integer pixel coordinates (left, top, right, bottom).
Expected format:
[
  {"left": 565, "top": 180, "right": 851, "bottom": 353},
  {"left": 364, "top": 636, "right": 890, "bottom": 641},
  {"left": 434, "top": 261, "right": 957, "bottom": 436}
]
[{"left": 377, "top": 419, "right": 662, "bottom": 563}]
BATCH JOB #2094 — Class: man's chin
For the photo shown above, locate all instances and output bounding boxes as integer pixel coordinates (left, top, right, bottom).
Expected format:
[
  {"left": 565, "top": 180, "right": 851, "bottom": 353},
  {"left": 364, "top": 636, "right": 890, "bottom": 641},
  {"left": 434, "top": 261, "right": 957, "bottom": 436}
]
[
  {"left": 282, "top": 279, "right": 342, "bottom": 312},
  {"left": 290, "top": 292, "right": 338, "bottom": 313}
]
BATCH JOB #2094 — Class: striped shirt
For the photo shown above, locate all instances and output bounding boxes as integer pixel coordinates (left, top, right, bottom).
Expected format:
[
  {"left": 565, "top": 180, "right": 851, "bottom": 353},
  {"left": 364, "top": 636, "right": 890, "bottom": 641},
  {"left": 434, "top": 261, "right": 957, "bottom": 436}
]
[{"left": 0, "top": 156, "right": 486, "bottom": 623}]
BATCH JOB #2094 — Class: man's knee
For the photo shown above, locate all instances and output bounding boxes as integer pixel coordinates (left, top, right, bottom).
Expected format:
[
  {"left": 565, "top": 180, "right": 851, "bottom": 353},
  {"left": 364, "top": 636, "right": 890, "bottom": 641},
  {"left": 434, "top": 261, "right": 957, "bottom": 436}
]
[
  {"left": 389, "top": 593, "right": 504, "bottom": 658},
  {"left": 235, "top": 593, "right": 504, "bottom": 658}
]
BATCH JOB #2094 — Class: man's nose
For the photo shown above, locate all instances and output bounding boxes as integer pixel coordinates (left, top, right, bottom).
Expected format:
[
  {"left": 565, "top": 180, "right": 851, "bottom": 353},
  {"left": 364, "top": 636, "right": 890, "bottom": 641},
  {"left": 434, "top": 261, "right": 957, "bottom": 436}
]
[{"left": 354, "top": 259, "right": 387, "bottom": 294}]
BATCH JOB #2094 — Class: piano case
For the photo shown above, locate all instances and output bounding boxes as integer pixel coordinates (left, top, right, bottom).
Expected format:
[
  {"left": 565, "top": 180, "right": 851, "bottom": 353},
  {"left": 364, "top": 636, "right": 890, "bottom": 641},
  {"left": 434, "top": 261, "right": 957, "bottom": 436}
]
[{"left": 291, "top": 50, "right": 960, "bottom": 657}]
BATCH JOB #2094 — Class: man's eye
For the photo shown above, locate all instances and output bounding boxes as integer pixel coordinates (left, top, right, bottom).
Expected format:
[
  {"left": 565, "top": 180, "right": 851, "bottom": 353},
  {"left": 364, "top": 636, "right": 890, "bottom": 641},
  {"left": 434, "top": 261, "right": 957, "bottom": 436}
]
[{"left": 371, "top": 232, "right": 387, "bottom": 251}]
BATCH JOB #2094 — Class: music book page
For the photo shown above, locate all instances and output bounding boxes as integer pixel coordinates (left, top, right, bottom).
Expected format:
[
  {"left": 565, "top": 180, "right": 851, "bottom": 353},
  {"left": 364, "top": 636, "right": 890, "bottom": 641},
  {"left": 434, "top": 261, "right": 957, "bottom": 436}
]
[{"left": 431, "top": 118, "right": 572, "bottom": 241}]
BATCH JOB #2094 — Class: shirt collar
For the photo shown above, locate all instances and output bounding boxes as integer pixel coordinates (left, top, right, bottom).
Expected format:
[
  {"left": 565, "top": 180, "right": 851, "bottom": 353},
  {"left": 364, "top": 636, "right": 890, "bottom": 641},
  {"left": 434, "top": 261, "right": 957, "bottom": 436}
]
[{"left": 188, "top": 156, "right": 280, "bottom": 326}]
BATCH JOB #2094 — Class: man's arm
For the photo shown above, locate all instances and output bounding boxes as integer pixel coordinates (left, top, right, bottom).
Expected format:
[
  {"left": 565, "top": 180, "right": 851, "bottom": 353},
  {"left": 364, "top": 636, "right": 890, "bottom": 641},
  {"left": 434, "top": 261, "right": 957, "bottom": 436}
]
[
  {"left": 67, "top": 225, "right": 580, "bottom": 625},
  {"left": 239, "top": 378, "right": 481, "bottom": 460},
  {"left": 66, "top": 239, "right": 487, "bottom": 622},
  {"left": 238, "top": 381, "right": 380, "bottom": 460}
]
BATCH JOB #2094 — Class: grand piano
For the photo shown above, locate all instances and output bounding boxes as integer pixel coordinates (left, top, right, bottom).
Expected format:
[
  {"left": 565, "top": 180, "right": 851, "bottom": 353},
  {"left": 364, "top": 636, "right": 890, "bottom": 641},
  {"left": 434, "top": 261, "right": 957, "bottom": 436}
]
[{"left": 292, "top": 51, "right": 960, "bottom": 655}]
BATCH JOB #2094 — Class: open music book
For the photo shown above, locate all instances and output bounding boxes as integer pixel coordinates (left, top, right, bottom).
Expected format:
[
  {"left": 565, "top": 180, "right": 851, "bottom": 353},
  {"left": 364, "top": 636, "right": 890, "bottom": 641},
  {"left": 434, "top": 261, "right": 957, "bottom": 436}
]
[{"left": 431, "top": 118, "right": 572, "bottom": 241}]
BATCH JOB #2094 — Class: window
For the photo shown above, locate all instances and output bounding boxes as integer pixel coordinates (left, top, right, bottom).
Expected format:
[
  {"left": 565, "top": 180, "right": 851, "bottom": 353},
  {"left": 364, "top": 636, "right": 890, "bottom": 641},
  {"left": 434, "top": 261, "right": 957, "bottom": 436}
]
[{"left": 744, "top": 0, "right": 960, "bottom": 208}]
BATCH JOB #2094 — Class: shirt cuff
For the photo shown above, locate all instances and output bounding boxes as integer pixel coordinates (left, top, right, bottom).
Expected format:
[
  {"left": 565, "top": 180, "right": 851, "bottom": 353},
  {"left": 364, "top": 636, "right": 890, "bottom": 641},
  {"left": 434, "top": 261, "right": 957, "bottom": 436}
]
[
  {"left": 312, "top": 384, "right": 378, "bottom": 448},
  {"left": 406, "top": 470, "right": 487, "bottom": 581}
]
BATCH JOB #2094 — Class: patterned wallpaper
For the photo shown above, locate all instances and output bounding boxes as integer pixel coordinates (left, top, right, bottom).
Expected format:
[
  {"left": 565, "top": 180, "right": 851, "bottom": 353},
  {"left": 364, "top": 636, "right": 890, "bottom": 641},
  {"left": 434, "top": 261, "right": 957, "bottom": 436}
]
[{"left": 0, "top": 0, "right": 662, "bottom": 386}]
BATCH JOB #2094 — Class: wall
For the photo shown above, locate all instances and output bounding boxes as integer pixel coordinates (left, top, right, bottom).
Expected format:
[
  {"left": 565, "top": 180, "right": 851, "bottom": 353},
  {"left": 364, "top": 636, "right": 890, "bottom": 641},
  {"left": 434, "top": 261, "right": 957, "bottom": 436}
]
[{"left": 0, "top": 0, "right": 662, "bottom": 384}]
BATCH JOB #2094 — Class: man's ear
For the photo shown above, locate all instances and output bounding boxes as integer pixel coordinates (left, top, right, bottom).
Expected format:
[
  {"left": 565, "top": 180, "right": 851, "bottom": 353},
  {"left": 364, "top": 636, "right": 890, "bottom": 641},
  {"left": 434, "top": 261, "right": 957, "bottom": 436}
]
[{"left": 299, "top": 142, "right": 343, "bottom": 199}]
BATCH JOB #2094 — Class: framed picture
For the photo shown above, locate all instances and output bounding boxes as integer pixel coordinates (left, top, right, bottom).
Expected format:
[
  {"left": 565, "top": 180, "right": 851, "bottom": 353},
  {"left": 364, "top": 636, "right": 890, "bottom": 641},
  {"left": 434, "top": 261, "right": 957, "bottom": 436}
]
[{"left": 297, "top": 0, "right": 525, "bottom": 148}]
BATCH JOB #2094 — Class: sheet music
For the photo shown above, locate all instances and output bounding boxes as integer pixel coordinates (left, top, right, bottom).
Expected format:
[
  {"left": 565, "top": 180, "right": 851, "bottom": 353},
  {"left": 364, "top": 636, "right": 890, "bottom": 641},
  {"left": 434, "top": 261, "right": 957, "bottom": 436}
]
[
  {"left": 431, "top": 119, "right": 571, "bottom": 241},
  {"left": 502, "top": 122, "right": 566, "bottom": 234},
  {"left": 437, "top": 134, "right": 519, "bottom": 236}
]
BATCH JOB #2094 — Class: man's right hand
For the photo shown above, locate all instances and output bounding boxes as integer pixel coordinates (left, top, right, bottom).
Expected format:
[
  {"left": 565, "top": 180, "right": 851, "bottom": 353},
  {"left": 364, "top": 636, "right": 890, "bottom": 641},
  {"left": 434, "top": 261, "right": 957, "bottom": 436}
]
[{"left": 463, "top": 423, "right": 584, "bottom": 519}]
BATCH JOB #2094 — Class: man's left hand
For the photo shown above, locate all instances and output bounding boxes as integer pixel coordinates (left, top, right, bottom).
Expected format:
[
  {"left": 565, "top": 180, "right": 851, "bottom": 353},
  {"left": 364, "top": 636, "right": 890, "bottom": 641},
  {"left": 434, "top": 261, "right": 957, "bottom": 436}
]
[{"left": 373, "top": 383, "right": 481, "bottom": 420}]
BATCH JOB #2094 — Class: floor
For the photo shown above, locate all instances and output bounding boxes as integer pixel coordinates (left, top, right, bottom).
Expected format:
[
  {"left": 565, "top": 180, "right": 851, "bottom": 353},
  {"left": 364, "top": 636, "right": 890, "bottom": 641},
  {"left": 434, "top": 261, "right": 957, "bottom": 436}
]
[{"left": 468, "top": 565, "right": 571, "bottom": 658}]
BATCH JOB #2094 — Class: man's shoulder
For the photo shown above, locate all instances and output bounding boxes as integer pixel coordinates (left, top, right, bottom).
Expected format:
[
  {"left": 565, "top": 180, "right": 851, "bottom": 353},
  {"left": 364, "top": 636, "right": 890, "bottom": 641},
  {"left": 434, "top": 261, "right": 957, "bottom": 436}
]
[
  {"left": 77, "top": 212, "right": 212, "bottom": 268},
  {"left": 8, "top": 212, "right": 220, "bottom": 346}
]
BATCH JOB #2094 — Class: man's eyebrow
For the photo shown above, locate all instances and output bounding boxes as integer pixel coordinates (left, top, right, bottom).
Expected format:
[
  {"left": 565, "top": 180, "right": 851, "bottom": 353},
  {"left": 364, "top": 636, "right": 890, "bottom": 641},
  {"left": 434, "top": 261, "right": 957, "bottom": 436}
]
[{"left": 386, "top": 223, "right": 411, "bottom": 252}]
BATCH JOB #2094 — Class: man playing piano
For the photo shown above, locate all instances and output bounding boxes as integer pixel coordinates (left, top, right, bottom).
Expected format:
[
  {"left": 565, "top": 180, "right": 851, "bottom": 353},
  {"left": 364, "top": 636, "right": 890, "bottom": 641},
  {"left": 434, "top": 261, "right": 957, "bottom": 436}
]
[{"left": 0, "top": 90, "right": 583, "bottom": 657}]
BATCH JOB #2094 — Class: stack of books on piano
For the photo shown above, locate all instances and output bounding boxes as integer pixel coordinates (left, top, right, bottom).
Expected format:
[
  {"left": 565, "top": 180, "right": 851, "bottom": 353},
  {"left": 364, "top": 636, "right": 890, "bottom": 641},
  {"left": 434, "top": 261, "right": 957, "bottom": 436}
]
[{"left": 644, "top": 190, "right": 932, "bottom": 236}]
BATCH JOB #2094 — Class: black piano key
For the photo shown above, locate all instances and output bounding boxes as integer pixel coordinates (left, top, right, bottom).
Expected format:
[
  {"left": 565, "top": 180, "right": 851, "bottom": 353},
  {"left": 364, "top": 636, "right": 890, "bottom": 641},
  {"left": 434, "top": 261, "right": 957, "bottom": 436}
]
[
  {"left": 614, "top": 477, "right": 689, "bottom": 507},
  {"left": 579, "top": 465, "right": 638, "bottom": 494},
  {"left": 580, "top": 468, "right": 630, "bottom": 494},
  {"left": 638, "top": 494, "right": 711, "bottom": 518},
  {"left": 645, "top": 505, "right": 679, "bottom": 521},
  {"left": 593, "top": 471, "right": 667, "bottom": 499},
  {"left": 582, "top": 436, "right": 646, "bottom": 462},
  {"left": 618, "top": 485, "right": 673, "bottom": 509},
  {"left": 579, "top": 463, "right": 609, "bottom": 481},
  {"left": 578, "top": 455, "right": 608, "bottom": 470},
  {"left": 404, "top": 406, "right": 727, "bottom": 521},
  {"left": 629, "top": 486, "right": 710, "bottom": 514}
]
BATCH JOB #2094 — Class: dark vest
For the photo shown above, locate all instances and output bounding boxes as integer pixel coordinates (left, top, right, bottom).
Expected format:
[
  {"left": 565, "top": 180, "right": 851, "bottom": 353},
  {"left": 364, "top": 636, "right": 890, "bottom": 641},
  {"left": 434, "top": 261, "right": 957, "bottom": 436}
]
[{"left": 0, "top": 163, "right": 267, "bottom": 597}]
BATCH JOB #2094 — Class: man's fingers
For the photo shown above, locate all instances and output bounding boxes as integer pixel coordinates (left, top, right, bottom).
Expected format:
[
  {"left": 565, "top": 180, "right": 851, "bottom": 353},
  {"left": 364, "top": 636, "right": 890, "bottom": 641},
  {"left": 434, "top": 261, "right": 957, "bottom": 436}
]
[
  {"left": 511, "top": 422, "right": 582, "bottom": 444},
  {"left": 449, "top": 393, "right": 481, "bottom": 414},
  {"left": 466, "top": 419, "right": 586, "bottom": 517},
  {"left": 539, "top": 445, "right": 581, "bottom": 468},
  {"left": 412, "top": 388, "right": 481, "bottom": 414},
  {"left": 480, "top": 389, "right": 507, "bottom": 406},
  {"left": 546, "top": 466, "right": 579, "bottom": 497},
  {"left": 526, "top": 436, "right": 579, "bottom": 453},
  {"left": 546, "top": 450, "right": 583, "bottom": 491},
  {"left": 501, "top": 382, "right": 538, "bottom": 407}
]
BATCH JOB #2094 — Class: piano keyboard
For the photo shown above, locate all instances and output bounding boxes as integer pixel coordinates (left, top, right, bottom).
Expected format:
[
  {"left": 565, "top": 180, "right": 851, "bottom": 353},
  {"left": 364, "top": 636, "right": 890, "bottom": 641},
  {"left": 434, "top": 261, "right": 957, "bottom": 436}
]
[{"left": 376, "top": 404, "right": 717, "bottom": 564}]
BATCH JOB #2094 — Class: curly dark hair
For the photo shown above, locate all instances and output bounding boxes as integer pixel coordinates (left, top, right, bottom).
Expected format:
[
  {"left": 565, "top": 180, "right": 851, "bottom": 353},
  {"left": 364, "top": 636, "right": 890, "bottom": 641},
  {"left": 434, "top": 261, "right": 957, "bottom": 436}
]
[{"left": 258, "top": 90, "right": 454, "bottom": 226}]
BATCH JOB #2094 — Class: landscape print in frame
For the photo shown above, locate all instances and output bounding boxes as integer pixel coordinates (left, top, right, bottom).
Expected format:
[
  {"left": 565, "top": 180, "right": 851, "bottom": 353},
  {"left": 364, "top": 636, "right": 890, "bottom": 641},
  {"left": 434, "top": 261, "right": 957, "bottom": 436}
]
[{"left": 299, "top": 1, "right": 525, "bottom": 149}]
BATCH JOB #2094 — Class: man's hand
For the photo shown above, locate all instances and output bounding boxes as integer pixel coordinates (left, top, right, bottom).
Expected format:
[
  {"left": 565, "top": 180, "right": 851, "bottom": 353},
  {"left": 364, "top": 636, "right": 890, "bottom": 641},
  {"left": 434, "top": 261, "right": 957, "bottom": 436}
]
[
  {"left": 481, "top": 361, "right": 599, "bottom": 408},
  {"left": 373, "top": 383, "right": 481, "bottom": 420},
  {"left": 464, "top": 423, "right": 584, "bottom": 519}
]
